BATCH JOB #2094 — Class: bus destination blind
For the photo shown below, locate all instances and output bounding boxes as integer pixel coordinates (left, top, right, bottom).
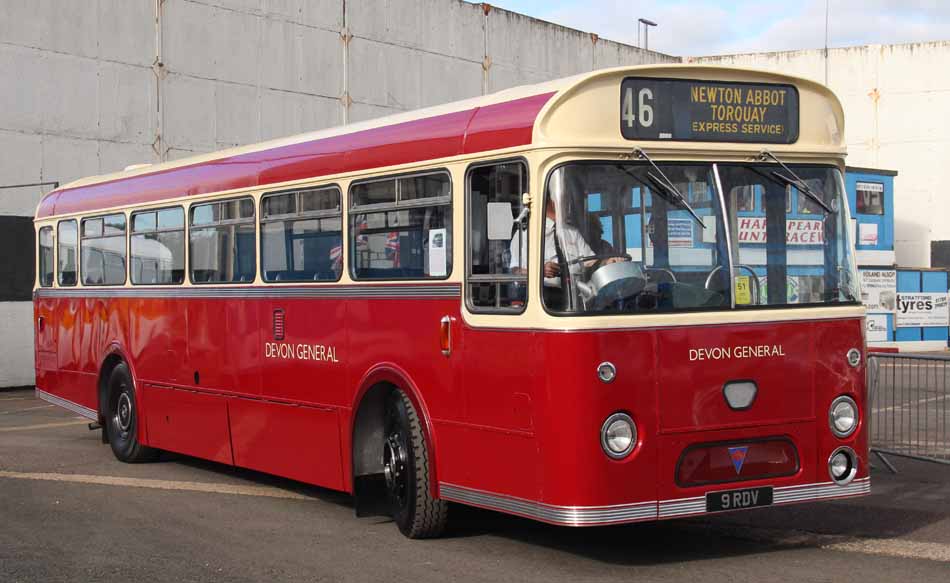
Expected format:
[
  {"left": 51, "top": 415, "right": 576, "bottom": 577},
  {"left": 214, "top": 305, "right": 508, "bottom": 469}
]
[{"left": 620, "top": 77, "right": 800, "bottom": 144}]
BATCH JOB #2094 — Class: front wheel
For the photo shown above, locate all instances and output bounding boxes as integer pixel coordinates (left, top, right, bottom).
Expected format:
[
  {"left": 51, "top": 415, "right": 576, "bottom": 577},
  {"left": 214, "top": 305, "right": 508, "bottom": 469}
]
[
  {"left": 383, "top": 390, "right": 447, "bottom": 538},
  {"left": 105, "top": 363, "right": 158, "bottom": 463}
]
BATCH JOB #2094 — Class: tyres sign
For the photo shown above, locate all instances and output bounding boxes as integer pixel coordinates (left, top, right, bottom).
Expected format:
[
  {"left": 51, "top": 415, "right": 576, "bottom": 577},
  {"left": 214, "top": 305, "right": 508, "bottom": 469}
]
[{"left": 896, "top": 293, "right": 950, "bottom": 328}]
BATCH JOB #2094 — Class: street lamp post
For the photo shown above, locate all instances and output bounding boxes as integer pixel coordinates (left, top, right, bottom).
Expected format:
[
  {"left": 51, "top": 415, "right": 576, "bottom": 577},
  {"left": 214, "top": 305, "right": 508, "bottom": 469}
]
[{"left": 638, "top": 18, "right": 657, "bottom": 51}]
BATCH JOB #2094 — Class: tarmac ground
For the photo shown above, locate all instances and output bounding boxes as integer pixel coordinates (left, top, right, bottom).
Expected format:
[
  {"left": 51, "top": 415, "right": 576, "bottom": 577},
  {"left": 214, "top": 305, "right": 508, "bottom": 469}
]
[{"left": 2, "top": 386, "right": 949, "bottom": 582}]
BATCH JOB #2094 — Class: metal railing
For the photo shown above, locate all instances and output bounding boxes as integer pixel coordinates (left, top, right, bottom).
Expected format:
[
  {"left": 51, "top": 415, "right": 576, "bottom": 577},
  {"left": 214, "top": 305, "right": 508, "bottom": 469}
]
[{"left": 868, "top": 352, "right": 950, "bottom": 470}]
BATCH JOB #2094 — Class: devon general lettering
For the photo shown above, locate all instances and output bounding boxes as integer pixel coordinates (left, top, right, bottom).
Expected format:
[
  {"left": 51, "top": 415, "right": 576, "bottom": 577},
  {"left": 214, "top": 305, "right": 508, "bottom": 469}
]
[
  {"left": 265, "top": 342, "right": 339, "bottom": 363},
  {"left": 689, "top": 344, "right": 787, "bottom": 361}
]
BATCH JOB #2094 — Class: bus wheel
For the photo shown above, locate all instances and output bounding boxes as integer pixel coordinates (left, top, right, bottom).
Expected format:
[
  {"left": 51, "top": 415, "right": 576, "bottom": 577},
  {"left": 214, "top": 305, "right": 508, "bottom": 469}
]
[
  {"left": 383, "top": 390, "right": 447, "bottom": 538},
  {"left": 105, "top": 363, "right": 158, "bottom": 463}
]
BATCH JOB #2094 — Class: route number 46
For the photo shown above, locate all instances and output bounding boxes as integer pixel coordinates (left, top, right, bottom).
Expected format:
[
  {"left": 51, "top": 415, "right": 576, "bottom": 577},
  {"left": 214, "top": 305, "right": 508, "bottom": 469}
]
[{"left": 623, "top": 87, "right": 654, "bottom": 128}]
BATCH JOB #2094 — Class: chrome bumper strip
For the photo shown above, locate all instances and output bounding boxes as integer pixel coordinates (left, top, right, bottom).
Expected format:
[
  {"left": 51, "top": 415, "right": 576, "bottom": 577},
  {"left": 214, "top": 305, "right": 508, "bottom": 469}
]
[
  {"left": 439, "top": 483, "right": 658, "bottom": 526},
  {"left": 658, "top": 477, "right": 871, "bottom": 519},
  {"left": 441, "top": 477, "right": 870, "bottom": 526},
  {"left": 35, "top": 389, "right": 98, "bottom": 420}
]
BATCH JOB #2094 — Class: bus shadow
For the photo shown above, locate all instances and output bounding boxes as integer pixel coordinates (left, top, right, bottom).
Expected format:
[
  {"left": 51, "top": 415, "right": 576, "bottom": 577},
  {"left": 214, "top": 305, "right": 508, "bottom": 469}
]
[
  {"left": 698, "top": 461, "right": 950, "bottom": 541},
  {"left": 154, "top": 451, "right": 354, "bottom": 508},
  {"left": 444, "top": 504, "right": 799, "bottom": 565},
  {"left": 149, "top": 451, "right": 949, "bottom": 566},
  {"left": 151, "top": 452, "right": 795, "bottom": 563},
  {"left": 442, "top": 462, "right": 950, "bottom": 565}
]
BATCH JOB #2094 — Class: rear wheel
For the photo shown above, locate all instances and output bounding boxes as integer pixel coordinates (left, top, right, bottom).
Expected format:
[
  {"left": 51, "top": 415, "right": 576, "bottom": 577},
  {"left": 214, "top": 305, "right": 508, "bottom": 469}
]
[
  {"left": 383, "top": 390, "right": 447, "bottom": 538},
  {"left": 105, "top": 363, "right": 158, "bottom": 463}
]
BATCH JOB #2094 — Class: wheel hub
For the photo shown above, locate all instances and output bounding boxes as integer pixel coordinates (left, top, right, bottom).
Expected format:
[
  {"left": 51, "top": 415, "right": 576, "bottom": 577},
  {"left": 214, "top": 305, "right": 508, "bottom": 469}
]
[
  {"left": 383, "top": 432, "right": 408, "bottom": 504},
  {"left": 116, "top": 392, "right": 132, "bottom": 433}
]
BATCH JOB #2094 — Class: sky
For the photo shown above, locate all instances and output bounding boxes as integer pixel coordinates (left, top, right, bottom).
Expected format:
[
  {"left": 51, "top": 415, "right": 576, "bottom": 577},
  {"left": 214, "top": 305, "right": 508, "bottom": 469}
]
[{"left": 485, "top": 1, "right": 950, "bottom": 56}]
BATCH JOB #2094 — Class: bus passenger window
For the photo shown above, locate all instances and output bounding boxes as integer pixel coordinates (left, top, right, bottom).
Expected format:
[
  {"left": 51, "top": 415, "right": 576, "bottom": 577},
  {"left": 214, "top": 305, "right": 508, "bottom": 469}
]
[
  {"left": 467, "top": 162, "right": 528, "bottom": 312},
  {"left": 261, "top": 186, "right": 342, "bottom": 282},
  {"left": 81, "top": 213, "right": 127, "bottom": 286},
  {"left": 38, "top": 227, "right": 54, "bottom": 287},
  {"left": 57, "top": 220, "right": 78, "bottom": 287},
  {"left": 189, "top": 198, "right": 256, "bottom": 284},
  {"left": 131, "top": 207, "right": 185, "bottom": 285},
  {"left": 349, "top": 172, "right": 452, "bottom": 280}
]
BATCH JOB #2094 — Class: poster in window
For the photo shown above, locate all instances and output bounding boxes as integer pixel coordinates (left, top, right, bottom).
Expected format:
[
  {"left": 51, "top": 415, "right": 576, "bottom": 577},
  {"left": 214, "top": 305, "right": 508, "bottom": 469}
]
[
  {"left": 859, "top": 270, "right": 896, "bottom": 313},
  {"left": 429, "top": 228, "right": 447, "bottom": 277},
  {"left": 856, "top": 182, "right": 885, "bottom": 215},
  {"left": 667, "top": 218, "right": 694, "bottom": 247},
  {"left": 858, "top": 222, "right": 879, "bottom": 246}
]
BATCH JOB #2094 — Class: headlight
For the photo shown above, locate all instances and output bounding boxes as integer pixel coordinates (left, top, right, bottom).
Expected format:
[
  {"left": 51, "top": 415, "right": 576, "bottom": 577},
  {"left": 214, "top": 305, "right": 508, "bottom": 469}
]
[
  {"left": 829, "top": 395, "right": 859, "bottom": 438},
  {"left": 828, "top": 447, "right": 858, "bottom": 485},
  {"left": 601, "top": 413, "right": 637, "bottom": 459}
]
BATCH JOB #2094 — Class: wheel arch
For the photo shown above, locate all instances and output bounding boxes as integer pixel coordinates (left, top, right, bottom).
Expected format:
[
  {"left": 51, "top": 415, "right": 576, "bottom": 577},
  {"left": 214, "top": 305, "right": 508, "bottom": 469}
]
[
  {"left": 349, "top": 363, "right": 440, "bottom": 496},
  {"left": 97, "top": 343, "right": 147, "bottom": 443}
]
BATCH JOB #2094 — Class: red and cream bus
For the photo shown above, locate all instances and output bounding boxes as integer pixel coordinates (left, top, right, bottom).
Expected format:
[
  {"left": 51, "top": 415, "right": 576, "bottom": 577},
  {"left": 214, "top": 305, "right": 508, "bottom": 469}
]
[{"left": 33, "top": 65, "right": 868, "bottom": 538}]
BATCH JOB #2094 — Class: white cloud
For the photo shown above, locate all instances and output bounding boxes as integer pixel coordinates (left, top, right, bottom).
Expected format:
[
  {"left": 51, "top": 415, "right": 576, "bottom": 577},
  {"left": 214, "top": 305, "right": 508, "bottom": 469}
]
[{"left": 516, "top": 0, "right": 950, "bottom": 56}]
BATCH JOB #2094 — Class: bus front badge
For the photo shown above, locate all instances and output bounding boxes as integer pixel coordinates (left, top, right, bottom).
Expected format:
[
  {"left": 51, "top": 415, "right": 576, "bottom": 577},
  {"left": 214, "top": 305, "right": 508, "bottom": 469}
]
[{"left": 729, "top": 446, "right": 749, "bottom": 474}]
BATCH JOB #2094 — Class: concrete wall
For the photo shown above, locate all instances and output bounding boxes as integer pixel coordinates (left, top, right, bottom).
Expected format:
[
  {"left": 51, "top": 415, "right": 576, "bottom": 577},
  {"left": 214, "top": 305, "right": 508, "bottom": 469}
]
[
  {"left": 0, "top": 0, "right": 675, "bottom": 386},
  {"left": 0, "top": 0, "right": 674, "bottom": 215},
  {"left": 691, "top": 41, "right": 950, "bottom": 268},
  {"left": 0, "top": 302, "right": 34, "bottom": 387}
]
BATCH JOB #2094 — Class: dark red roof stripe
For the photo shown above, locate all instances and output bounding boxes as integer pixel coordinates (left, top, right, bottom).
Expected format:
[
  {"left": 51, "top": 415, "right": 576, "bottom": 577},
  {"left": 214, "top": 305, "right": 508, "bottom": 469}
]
[{"left": 38, "top": 92, "right": 556, "bottom": 218}]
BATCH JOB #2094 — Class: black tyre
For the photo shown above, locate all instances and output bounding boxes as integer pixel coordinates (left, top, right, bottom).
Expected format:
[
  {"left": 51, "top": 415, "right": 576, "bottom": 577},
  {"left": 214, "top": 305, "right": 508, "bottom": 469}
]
[
  {"left": 383, "top": 390, "right": 448, "bottom": 538},
  {"left": 105, "top": 363, "right": 158, "bottom": 463}
]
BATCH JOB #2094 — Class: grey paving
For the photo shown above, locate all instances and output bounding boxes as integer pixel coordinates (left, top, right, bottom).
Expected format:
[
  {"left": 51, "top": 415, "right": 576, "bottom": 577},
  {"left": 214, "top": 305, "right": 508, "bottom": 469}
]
[{"left": 1, "top": 387, "right": 949, "bottom": 582}]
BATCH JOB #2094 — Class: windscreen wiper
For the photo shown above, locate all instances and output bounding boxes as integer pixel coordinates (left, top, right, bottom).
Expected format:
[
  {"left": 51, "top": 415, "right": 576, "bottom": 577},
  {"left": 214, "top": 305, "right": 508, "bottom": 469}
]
[
  {"left": 632, "top": 148, "right": 706, "bottom": 229},
  {"left": 758, "top": 150, "right": 834, "bottom": 214}
]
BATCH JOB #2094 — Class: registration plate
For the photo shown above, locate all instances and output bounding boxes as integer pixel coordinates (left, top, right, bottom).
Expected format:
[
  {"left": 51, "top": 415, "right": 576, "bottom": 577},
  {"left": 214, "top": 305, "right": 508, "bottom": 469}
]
[{"left": 706, "top": 486, "right": 773, "bottom": 512}]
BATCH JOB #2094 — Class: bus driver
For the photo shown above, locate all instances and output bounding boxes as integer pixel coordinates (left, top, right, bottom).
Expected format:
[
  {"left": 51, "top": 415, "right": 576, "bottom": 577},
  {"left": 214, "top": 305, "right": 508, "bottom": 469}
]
[{"left": 509, "top": 195, "right": 625, "bottom": 308}]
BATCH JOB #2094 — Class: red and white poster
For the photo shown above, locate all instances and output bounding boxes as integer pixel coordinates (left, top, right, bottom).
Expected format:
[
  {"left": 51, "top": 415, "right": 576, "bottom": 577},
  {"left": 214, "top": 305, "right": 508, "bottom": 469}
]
[{"left": 737, "top": 217, "right": 824, "bottom": 245}]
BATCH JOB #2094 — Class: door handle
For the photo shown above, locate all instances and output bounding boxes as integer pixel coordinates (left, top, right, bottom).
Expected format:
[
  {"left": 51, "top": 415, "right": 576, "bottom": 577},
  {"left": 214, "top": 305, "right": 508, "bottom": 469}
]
[
  {"left": 37, "top": 316, "right": 45, "bottom": 332},
  {"left": 439, "top": 315, "right": 453, "bottom": 357}
]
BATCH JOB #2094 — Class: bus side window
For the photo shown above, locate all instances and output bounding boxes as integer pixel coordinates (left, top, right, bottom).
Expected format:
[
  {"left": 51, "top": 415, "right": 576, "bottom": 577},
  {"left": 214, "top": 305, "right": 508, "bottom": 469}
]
[
  {"left": 57, "top": 219, "right": 78, "bottom": 287},
  {"left": 466, "top": 161, "right": 528, "bottom": 312},
  {"left": 349, "top": 171, "right": 452, "bottom": 280},
  {"left": 131, "top": 207, "right": 185, "bottom": 285},
  {"left": 261, "top": 186, "right": 342, "bottom": 283},
  {"left": 38, "top": 226, "right": 54, "bottom": 287},
  {"left": 81, "top": 213, "right": 127, "bottom": 286},
  {"left": 189, "top": 198, "right": 256, "bottom": 284}
]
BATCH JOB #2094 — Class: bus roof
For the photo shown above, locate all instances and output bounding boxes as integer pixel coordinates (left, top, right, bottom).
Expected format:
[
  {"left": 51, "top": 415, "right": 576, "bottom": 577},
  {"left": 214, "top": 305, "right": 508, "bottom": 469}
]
[{"left": 36, "top": 65, "right": 844, "bottom": 219}]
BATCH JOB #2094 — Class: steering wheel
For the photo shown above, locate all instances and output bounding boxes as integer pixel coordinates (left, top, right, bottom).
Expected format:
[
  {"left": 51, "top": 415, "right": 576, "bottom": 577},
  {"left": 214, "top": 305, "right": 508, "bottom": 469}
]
[
  {"left": 569, "top": 255, "right": 647, "bottom": 310},
  {"left": 566, "top": 253, "right": 632, "bottom": 267}
]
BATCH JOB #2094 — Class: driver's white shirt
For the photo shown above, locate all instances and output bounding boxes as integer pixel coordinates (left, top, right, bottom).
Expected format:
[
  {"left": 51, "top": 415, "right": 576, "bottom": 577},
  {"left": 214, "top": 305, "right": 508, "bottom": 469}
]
[{"left": 510, "top": 217, "right": 595, "bottom": 287}]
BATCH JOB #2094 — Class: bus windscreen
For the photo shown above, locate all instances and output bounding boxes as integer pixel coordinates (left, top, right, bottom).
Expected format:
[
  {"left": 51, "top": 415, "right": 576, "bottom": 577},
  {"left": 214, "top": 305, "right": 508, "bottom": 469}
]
[{"left": 540, "top": 162, "right": 859, "bottom": 314}]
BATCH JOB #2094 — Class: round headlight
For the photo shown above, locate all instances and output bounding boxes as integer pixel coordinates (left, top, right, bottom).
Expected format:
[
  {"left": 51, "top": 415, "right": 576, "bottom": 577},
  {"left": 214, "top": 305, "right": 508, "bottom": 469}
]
[
  {"left": 846, "top": 348, "right": 861, "bottom": 368},
  {"left": 830, "top": 396, "right": 858, "bottom": 438},
  {"left": 601, "top": 413, "right": 637, "bottom": 459},
  {"left": 830, "top": 452, "right": 850, "bottom": 478},
  {"left": 597, "top": 361, "right": 617, "bottom": 383},
  {"left": 828, "top": 447, "right": 858, "bottom": 485}
]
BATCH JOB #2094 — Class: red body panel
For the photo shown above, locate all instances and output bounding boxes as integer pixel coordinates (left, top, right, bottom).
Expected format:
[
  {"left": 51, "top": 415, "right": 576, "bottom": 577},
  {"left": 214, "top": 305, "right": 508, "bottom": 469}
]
[
  {"left": 36, "top": 93, "right": 554, "bottom": 219},
  {"left": 34, "top": 284, "right": 867, "bottom": 524},
  {"left": 537, "top": 318, "right": 867, "bottom": 511},
  {"left": 142, "top": 384, "right": 233, "bottom": 465}
]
